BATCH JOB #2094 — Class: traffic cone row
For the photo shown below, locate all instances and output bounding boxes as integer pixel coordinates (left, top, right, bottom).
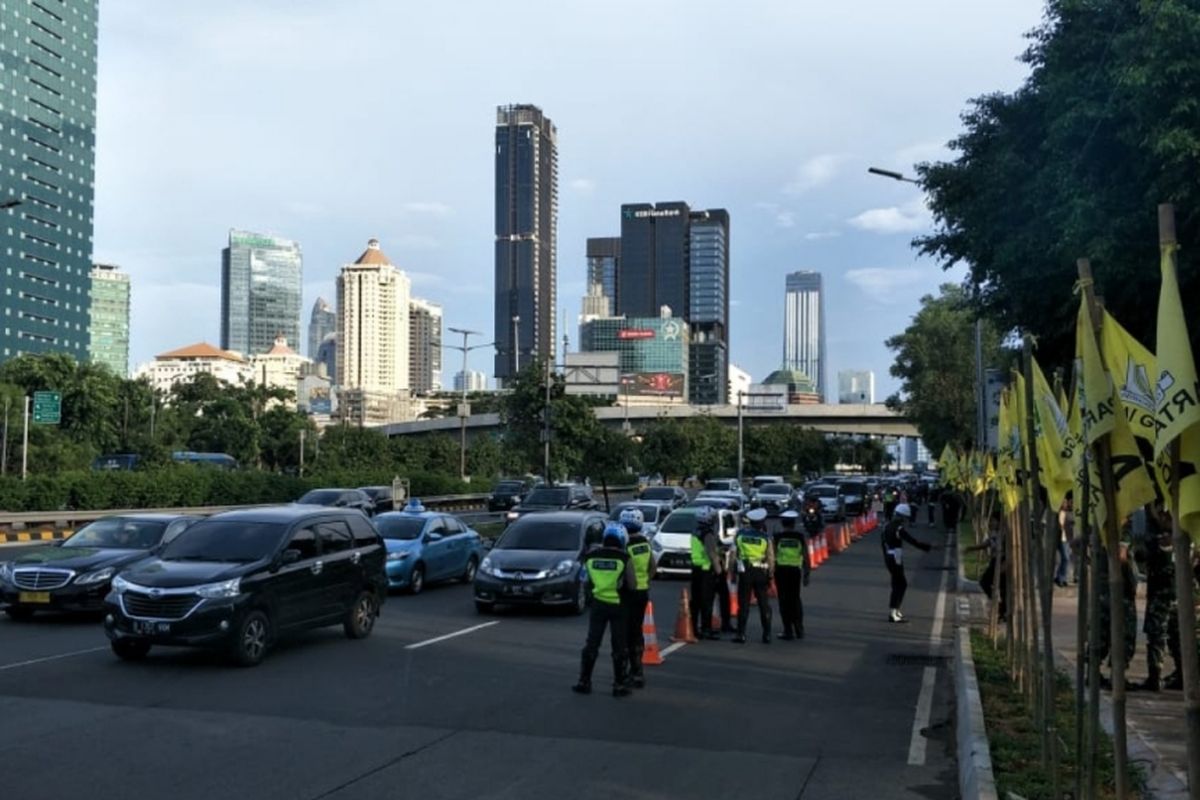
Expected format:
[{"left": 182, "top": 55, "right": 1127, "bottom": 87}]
[
  {"left": 670, "top": 587, "right": 698, "bottom": 643},
  {"left": 641, "top": 602, "right": 664, "bottom": 665}
]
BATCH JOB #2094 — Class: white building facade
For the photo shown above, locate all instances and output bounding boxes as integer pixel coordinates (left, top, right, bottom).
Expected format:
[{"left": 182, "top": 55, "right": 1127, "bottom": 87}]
[
  {"left": 838, "top": 369, "right": 876, "bottom": 404},
  {"left": 134, "top": 342, "right": 252, "bottom": 396}
]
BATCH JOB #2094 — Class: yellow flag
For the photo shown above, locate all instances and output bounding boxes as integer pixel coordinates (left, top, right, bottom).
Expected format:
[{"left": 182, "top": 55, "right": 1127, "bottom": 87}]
[
  {"left": 1065, "top": 376, "right": 1106, "bottom": 531},
  {"left": 1032, "top": 357, "right": 1074, "bottom": 509},
  {"left": 1101, "top": 310, "right": 1159, "bottom": 440},
  {"left": 997, "top": 387, "right": 1022, "bottom": 513},
  {"left": 1077, "top": 299, "right": 1115, "bottom": 445},
  {"left": 1154, "top": 243, "right": 1200, "bottom": 538}
]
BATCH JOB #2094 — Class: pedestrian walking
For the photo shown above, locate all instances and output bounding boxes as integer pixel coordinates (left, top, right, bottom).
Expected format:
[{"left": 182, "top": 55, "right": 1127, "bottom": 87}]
[
  {"left": 733, "top": 508, "right": 775, "bottom": 644},
  {"left": 689, "top": 507, "right": 724, "bottom": 641},
  {"left": 620, "top": 507, "right": 656, "bottom": 689},
  {"left": 1055, "top": 495, "right": 1073, "bottom": 587},
  {"left": 774, "top": 510, "right": 810, "bottom": 640},
  {"left": 1138, "top": 505, "right": 1180, "bottom": 692},
  {"left": 572, "top": 522, "right": 637, "bottom": 697},
  {"left": 881, "top": 503, "right": 932, "bottom": 623},
  {"left": 940, "top": 490, "right": 961, "bottom": 531}
]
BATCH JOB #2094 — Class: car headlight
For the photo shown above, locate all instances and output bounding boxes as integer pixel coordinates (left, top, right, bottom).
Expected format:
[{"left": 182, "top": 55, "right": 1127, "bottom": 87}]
[
  {"left": 506, "top": 511, "right": 519, "bottom": 521},
  {"left": 195, "top": 578, "right": 241, "bottom": 599},
  {"left": 387, "top": 551, "right": 411, "bottom": 562},
  {"left": 480, "top": 557, "right": 496, "bottom": 576},
  {"left": 110, "top": 574, "right": 130, "bottom": 594},
  {"left": 549, "top": 559, "right": 577, "bottom": 578},
  {"left": 651, "top": 537, "right": 663, "bottom": 553},
  {"left": 74, "top": 567, "right": 115, "bottom": 586}
]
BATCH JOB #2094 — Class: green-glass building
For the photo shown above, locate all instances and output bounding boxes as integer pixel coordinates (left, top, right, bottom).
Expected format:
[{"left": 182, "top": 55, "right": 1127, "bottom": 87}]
[
  {"left": 579, "top": 315, "right": 689, "bottom": 400},
  {"left": 220, "top": 229, "right": 303, "bottom": 357},
  {"left": 89, "top": 263, "right": 129, "bottom": 376},
  {"left": 0, "top": 1, "right": 100, "bottom": 362}
]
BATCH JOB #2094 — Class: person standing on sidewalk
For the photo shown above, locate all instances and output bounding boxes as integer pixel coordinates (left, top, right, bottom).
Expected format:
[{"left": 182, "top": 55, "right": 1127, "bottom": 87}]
[
  {"left": 774, "top": 510, "right": 810, "bottom": 640},
  {"left": 1096, "top": 536, "right": 1138, "bottom": 691},
  {"left": 733, "top": 508, "right": 775, "bottom": 644},
  {"left": 689, "top": 508, "right": 723, "bottom": 641},
  {"left": 619, "top": 508, "right": 656, "bottom": 690},
  {"left": 1139, "top": 505, "right": 1180, "bottom": 692},
  {"left": 573, "top": 523, "right": 636, "bottom": 697},
  {"left": 881, "top": 503, "right": 932, "bottom": 623},
  {"left": 1055, "top": 495, "right": 1074, "bottom": 587}
]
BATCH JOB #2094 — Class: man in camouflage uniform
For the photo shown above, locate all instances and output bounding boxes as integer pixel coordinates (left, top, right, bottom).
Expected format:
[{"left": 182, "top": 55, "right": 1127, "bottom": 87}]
[
  {"left": 1097, "top": 539, "right": 1138, "bottom": 691},
  {"left": 1138, "top": 506, "right": 1179, "bottom": 692}
]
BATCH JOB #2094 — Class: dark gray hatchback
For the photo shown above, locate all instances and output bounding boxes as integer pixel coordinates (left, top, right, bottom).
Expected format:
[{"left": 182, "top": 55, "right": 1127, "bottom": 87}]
[{"left": 103, "top": 506, "right": 387, "bottom": 666}]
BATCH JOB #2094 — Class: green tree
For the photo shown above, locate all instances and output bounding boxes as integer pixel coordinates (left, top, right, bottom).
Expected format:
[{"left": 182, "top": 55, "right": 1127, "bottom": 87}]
[
  {"left": 917, "top": 0, "right": 1200, "bottom": 364},
  {"left": 885, "top": 284, "right": 1004, "bottom": 455}
]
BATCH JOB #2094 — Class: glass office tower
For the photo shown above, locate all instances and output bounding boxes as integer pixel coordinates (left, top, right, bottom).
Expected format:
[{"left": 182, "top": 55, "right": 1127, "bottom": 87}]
[
  {"left": 0, "top": 1, "right": 99, "bottom": 362},
  {"left": 88, "top": 264, "right": 130, "bottom": 376},
  {"left": 220, "top": 229, "right": 303, "bottom": 356},
  {"left": 783, "top": 270, "right": 825, "bottom": 402}
]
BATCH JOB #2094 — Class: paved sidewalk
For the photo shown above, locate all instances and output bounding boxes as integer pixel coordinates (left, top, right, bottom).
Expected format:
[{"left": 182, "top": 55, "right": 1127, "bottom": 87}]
[{"left": 1047, "top": 583, "right": 1190, "bottom": 798}]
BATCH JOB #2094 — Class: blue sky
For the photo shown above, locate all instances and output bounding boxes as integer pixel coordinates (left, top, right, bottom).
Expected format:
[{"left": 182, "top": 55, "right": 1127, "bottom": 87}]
[{"left": 94, "top": 0, "right": 1044, "bottom": 398}]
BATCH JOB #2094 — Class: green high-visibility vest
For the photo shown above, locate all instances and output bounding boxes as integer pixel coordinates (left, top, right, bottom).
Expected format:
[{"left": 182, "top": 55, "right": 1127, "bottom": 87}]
[
  {"left": 628, "top": 540, "right": 652, "bottom": 590},
  {"left": 690, "top": 534, "right": 712, "bottom": 571},
  {"left": 585, "top": 556, "right": 625, "bottom": 605},
  {"left": 736, "top": 531, "right": 769, "bottom": 565},
  {"left": 776, "top": 536, "right": 804, "bottom": 567}
]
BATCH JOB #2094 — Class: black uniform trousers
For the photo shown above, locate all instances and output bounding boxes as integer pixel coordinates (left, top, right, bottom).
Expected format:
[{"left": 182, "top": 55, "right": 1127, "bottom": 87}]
[
  {"left": 775, "top": 565, "right": 803, "bottom": 635},
  {"left": 714, "top": 569, "right": 732, "bottom": 630},
  {"left": 580, "top": 599, "right": 628, "bottom": 686},
  {"left": 624, "top": 589, "right": 649, "bottom": 676},
  {"left": 885, "top": 552, "right": 907, "bottom": 610},
  {"left": 736, "top": 566, "right": 772, "bottom": 636},
  {"left": 690, "top": 567, "right": 717, "bottom": 635}
]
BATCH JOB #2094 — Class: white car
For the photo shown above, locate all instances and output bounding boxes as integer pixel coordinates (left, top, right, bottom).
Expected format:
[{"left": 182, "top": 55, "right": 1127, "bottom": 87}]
[
  {"left": 806, "top": 483, "right": 844, "bottom": 521},
  {"left": 653, "top": 507, "right": 740, "bottom": 575}
]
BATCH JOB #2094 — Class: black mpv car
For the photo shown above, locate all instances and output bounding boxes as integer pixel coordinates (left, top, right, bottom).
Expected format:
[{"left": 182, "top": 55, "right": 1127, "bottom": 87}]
[{"left": 104, "top": 506, "right": 387, "bottom": 666}]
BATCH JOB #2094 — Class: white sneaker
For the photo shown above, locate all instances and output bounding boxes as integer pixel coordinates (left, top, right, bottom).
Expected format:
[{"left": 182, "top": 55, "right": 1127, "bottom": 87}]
[{"left": 888, "top": 609, "right": 901, "bottom": 622}]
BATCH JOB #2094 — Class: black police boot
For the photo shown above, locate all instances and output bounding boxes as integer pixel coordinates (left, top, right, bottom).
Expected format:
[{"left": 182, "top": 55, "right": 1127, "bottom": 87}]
[
  {"left": 733, "top": 631, "right": 747, "bottom": 644},
  {"left": 796, "top": 626, "right": 805, "bottom": 640},
  {"left": 780, "top": 628, "right": 795, "bottom": 641},
  {"left": 629, "top": 649, "right": 646, "bottom": 689},
  {"left": 1166, "top": 670, "right": 1184, "bottom": 690},
  {"left": 762, "top": 630, "right": 772, "bottom": 644},
  {"left": 612, "top": 656, "right": 632, "bottom": 697},
  {"left": 572, "top": 653, "right": 595, "bottom": 695},
  {"left": 1140, "top": 662, "right": 1162, "bottom": 693}
]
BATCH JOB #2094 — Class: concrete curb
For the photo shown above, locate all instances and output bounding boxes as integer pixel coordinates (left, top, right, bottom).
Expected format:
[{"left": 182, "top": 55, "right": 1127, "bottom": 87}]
[{"left": 954, "top": 535, "right": 999, "bottom": 800}]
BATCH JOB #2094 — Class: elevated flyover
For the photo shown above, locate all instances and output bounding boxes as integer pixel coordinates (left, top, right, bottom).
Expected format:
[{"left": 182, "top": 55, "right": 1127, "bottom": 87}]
[{"left": 380, "top": 403, "right": 917, "bottom": 439}]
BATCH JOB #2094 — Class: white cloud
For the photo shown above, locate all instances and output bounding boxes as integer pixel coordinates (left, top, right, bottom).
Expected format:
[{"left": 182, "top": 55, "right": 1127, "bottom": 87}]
[
  {"left": 754, "top": 201, "right": 796, "bottom": 229},
  {"left": 401, "top": 201, "right": 452, "bottom": 216},
  {"left": 804, "top": 230, "right": 840, "bottom": 241},
  {"left": 844, "top": 268, "right": 926, "bottom": 304},
  {"left": 784, "top": 154, "right": 851, "bottom": 194},
  {"left": 847, "top": 196, "right": 931, "bottom": 234},
  {"left": 569, "top": 178, "right": 596, "bottom": 194}
]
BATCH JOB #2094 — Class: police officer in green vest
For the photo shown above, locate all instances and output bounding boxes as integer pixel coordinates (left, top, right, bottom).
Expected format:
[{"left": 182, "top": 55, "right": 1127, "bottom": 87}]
[
  {"left": 690, "top": 507, "right": 724, "bottom": 640},
  {"left": 774, "top": 510, "right": 810, "bottom": 640},
  {"left": 734, "top": 508, "right": 776, "bottom": 644},
  {"left": 573, "top": 522, "right": 638, "bottom": 697},
  {"left": 620, "top": 507, "right": 657, "bottom": 689}
]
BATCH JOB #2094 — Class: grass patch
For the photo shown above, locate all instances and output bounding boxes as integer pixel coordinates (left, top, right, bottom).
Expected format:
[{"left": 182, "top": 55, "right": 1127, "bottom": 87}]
[
  {"left": 959, "top": 520, "right": 987, "bottom": 583},
  {"left": 969, "top": 629, "right": 1142, "bottom": 799}
]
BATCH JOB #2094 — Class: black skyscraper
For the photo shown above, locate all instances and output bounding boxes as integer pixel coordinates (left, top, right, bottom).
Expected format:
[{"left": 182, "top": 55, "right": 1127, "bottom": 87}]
[
  {"left": 616, "top": 203, "right": 729, "bottom": 404},
  {"left": 494, "top": 105, "right": 557, "bottom": 384}
]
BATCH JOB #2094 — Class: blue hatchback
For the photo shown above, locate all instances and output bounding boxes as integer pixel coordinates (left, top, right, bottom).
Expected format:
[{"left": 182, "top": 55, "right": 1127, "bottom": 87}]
[{"left": 375, "top": 501, "right": 487, "bottom": 594}]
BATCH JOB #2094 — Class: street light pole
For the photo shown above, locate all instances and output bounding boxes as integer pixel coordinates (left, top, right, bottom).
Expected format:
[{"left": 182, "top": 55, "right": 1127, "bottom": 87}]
[
  {"left": 866, "top": 166, "right": 920, "bottom": 184},
  {"left": 446, "top": 327, "right": 487, "bottom": 481},
  {"left": 737, "top": 390, "right": 745, "bottom": 483}
]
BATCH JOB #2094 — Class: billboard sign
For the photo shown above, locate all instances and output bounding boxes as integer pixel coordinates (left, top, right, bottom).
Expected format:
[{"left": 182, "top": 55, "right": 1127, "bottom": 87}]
[
  {"left": 628, "top": 372, "right": 684, "bottom": 398},
  {"left": 617, "top": 328, "right": 656, "bottom": 341}
]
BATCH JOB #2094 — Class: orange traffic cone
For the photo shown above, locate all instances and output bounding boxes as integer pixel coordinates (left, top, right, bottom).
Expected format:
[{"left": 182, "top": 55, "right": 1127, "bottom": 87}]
[
  {"left": 642, "top": 602, "right": 664, "bottom": 665},
  {"left": 808, "top": 538, "right": 818, "bottom": 570},
  {"left": 670, "top": 587, "right": 699, "bottom": 643}
]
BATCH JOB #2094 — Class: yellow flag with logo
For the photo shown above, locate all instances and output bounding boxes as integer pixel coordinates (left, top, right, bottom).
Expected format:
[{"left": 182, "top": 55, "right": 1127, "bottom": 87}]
[
  {"left": 1078, "top": 299, "right": 1115, "bottom": 445},
  {"left": 1032, "top": 357, "right": 1074, "bottom": 509},
  {"left": 1065, "top": 375, "right": 1106, "bottom": 531},
  {"left": 1101, "top": 310, "right": 1159, "bottom": 439},
  {"left": 1154, "top": 243, "right": 1200, "bottom": 539}
]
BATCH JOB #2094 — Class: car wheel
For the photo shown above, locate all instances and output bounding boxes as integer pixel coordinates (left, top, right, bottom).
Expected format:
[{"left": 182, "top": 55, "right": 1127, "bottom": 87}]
[
  {"left": 409, "top": 564, "right": 425, "bottom": 595},
  {"left": 461, "top": 556, "right": 479, "bottom": 583},
  {"left": 343, "top": 590, "right": 378, "bottom": 640},
  {"left": 4, "top": 605, "right": 34, "bottom": 621},
  {"left": 111, "top": 638, "right": 151, "bottom": 661},
  {"left": 475, "top": 600, "right": 494, "bottom": 614},
  {"left": 230, "top": 610, "right": 271, "bottom": 667},
  {"left": 570, "top": 581, "right": 587, "bottom": 616}
]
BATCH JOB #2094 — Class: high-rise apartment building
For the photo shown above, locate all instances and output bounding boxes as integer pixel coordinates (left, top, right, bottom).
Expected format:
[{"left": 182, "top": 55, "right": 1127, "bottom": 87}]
[
  {"left": 783, "top": 271, "right": 826, "bottom": 401},
  {"left": 220, "top": 230, "right": 302, "bottom": 357},
  {"left": 88, "top": 264, "right": 130, "bottom": 376},
  {"left": 494, "top": 104, "right": 557, "bottom": 385},
  {"left": 308, "top": 297, "right": 335, "bottom": 358},
  {"left": 454, "top": 370, "right": 488, "bottom": 393},
  {"left": 335, "top": 239, "right": 411, "bottom": 424},
  {"left": 0, "top": 1, "right": 99, "bottom": 362},
  {"left": 408, "top": 297, "right": 443, "bottom": 395},
  {"left": 838, "top": 369, "right": 875, "bottom": 404},
  {"left": 586, "top": 237, "right": 620, "bottom": 316},
  {"left": 616, "top": 202, "right": 730, "bottom": 404}
]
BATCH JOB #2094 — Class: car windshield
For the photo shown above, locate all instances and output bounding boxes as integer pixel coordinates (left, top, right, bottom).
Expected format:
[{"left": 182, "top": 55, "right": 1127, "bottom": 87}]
[
  {"left": 65, "top": 517, "right": 168, "bottom": 549},
  {"left": 660, "top": 512, "right": 699, "bottom": 534},
  {"left": 360, "top": 487, "right": 388, "bottom": 500},
  {"left": 840, "top": 482, "right": 866, "bottom": 494},
  {"left": 609, "top": 504, "right": 662, "bottom": 521},
  {"left": 753, "top": 478, "right": 780, "bottom": 488},
  {"left": 704, "top": 481, "right": 733, "bottom": 491},
  {"left": 496, "top": 521, "right": 581, "bottom": 551},
  {"left": 523, "top": 488, "right": 569, "bottom": 506},
  {"left": 494, "top": 481, "right": 524, "bottom": 493},
  {"left": 761, "top": 484, "right": 792, "bottom": 495},
  {"left": 640, "top": 487, "right": 675, "bottom": 500},
  {"left": 688, "top": 498, "right": 731, "bottom": 510},
  {"left": 375, "top": 516, "right": 426, "bottom": 541},
  {"left": 161, "top": 520, "right": 287, "bottom": 562},
  {"left": 298, "top": 489, "right": 343, "bottom": 505},
  {"left": 811, "top": 486, "right": 837, "bottom": 498}
]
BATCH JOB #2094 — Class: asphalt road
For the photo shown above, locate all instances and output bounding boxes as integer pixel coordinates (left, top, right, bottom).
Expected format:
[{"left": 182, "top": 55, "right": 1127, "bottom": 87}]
[{"left": 0, "top": 513, "right": 958, "bottom": 800}]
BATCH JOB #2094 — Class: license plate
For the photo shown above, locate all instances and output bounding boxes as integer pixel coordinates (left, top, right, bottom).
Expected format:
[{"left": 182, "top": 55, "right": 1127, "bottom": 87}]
[
  {"left": 18, "top": 591, "right": 50, "bottom": 604},
  {"left": 131, "top": 620, "right": 170, "bottom": 635}
]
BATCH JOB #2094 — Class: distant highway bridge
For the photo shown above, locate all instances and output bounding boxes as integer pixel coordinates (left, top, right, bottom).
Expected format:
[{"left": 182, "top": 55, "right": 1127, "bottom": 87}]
[{"left": 381, "top": 403, "right": 918, "bottom": 440}]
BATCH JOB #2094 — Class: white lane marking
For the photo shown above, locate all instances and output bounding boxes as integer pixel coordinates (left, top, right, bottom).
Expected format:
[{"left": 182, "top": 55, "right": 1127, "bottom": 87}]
[
  {"left": 0, "top": 646, "right": 108, "bottom": 672},
  {"left": 929, "top": 535, "right": 951, "bottom": 651},
  {"left": 659, "top": 641, "right": 686, "bottom": 659},
  {"left": 907, "top": 666, "right": 937, "bottom": 765},
  {"left": 404, "top": 621, "right": 500, "bottom": 650}
]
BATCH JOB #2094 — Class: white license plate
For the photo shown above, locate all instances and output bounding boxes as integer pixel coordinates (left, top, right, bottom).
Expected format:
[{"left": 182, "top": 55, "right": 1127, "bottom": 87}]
[{"left": 131, "top": 620, "right": 170, "bottom": 635}]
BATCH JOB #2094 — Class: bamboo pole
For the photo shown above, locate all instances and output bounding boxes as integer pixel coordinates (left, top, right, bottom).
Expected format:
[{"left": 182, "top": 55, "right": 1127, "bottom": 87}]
[
  {"left": 1158, "top": 203, "right": 1200, "bottom": 799},
  {"left": 1077, "top": 258, "right": 1130, "bottom": 798}
]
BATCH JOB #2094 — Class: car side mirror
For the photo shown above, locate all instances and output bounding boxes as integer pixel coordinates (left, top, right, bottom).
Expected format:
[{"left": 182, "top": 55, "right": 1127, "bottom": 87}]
[
  {"left": 424, "top": 532, "right": 443, "bottom": 544},
  {"left": 280, "top": 549, "right": 302, "bottom": 565}
]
